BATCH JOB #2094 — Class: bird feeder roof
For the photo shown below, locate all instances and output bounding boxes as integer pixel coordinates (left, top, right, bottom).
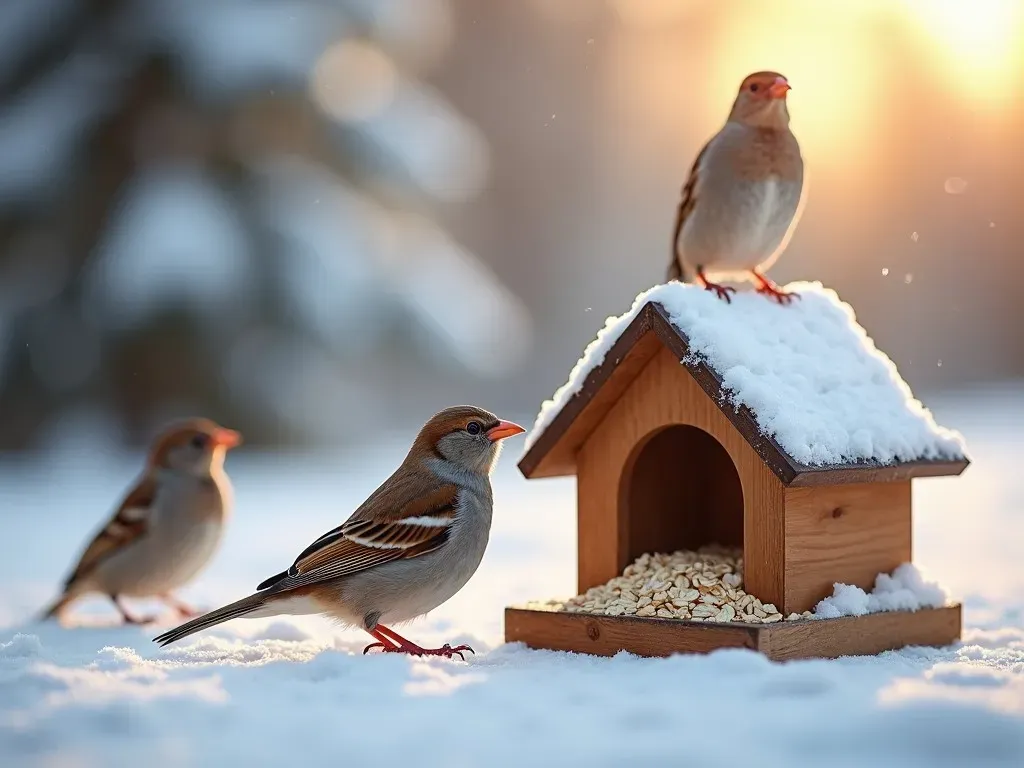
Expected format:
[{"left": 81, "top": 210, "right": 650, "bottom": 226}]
[{"left": 519, "top": 282, "right": 968, "bottom": 486}]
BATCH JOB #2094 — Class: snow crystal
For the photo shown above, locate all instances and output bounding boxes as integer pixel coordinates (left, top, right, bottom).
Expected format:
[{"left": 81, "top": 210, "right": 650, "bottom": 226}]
[
  {"left": 524, "top": 281, "right": 967, "bottom": 467},
  {"left": 0, "top": 632, "right": 42, "bottom": 658},
  {"left": 814, "top": 564, "right": 948, "bottom": 619}
]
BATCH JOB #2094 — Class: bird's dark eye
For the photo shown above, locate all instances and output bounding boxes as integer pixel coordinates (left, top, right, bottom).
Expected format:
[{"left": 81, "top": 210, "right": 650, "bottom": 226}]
[
  {"left": 749, "top": 83, "right": 760, "bottom": 92},
  {"left": 190, "top": 434, "right": 208, "bottom": 449},
  {"left": 466, "top": 421, "right": 482, "bottom": 436}
]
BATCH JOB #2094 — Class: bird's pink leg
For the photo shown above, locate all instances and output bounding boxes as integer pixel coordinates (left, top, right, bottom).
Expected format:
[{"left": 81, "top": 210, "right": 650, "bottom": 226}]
[
  {"left": 112, "top": 595, "right": 157, "bottom": 625},
  {"left": 160, "top": 593, "right": 200, "bottom": 619},
  {"left": 362, "top": 627, "right": 403, "bottom": 655},
  {"left": 696, "top": 268, "right": 736, "bottom": 303},
  {"left": 752, "top": 270, "right": 799, "bottom": 305},
  {"left": 363, "top": 625, "right": 474, "bottom": 660}
]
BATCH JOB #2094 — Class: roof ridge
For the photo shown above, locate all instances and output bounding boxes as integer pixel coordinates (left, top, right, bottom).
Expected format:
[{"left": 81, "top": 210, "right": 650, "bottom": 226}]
[{"left": 519, "top": 300, "right": 969, "bottom": 486}]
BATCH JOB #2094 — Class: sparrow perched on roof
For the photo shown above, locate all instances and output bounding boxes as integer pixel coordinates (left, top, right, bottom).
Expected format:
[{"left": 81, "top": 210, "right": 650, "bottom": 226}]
[
  {"left": 41, "top": 419, "right": 242, "bottom": 624},
  {"left": 668, "top": 71, "right": 804, "bottom": 304},
  {"left": 154, "top": 405, "right": 525, "bottom": 659}
]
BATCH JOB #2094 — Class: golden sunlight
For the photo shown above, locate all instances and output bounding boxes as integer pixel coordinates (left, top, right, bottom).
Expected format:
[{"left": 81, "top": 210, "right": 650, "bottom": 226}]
[
  {"left": 899, "top": 0, "right": 1023, "bottom": 106},
  {"left": 706, "top": 5, "right": 883, "bottom": 173},
  {"left": 608, "top": 0, "right": 699, "bottom": 27}
]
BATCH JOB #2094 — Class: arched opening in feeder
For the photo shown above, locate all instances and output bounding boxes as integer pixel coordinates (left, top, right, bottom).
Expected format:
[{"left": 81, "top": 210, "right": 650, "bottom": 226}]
[{"left": 619, "top": 424, "right": 744, "bottom": 567}]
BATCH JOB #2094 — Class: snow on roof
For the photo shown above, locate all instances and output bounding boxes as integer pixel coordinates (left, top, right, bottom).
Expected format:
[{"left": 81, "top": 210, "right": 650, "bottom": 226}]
[{"left": 524, "top": 281, "right": 967, "bottom": 467}]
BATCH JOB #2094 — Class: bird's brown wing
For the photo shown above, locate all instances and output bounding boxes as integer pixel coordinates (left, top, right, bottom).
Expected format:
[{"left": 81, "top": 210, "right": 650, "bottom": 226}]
[
  {"left": 256, "top": 476, "right": 459, "bottom": 592},
  {"left": 64, "top": 477, "right": 155, "bottom": 588},
  {"left": 668, "top": 142, "right": 709, "bottom": 283}
]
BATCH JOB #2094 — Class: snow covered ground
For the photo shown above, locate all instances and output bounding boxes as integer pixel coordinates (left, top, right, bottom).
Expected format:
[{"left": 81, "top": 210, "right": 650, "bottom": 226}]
[{"left": 1, "top": 385, "right": 1023, "bottom": 767}]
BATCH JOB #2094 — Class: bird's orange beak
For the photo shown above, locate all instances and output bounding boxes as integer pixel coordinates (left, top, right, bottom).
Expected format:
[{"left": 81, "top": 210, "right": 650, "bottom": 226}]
[
  {"left": 212, "top": 428, "right": 243, "bottom": 449},
  {"left": 769, "top": 77, "right": 791, "bottom": 99},
  {"left": 486, "top": 420, "right": 526, "bottom": 442}
]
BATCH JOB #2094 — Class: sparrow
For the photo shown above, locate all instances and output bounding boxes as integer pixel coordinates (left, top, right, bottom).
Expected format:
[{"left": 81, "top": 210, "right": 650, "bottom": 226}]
[
  {"left": 668, "top": 71, "right": 804, "bottom": 304},
  {"left": 41, "top": 418, "right": 242, "bottom": 624},
  {"left": 154, "top": 405, "right": 525, "bottom": 659}
]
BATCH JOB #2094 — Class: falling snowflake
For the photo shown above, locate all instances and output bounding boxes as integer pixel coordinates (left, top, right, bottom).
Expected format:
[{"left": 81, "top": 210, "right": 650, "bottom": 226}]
[{"left": 944, "top": 177, "right": 968, "bottom": 194}]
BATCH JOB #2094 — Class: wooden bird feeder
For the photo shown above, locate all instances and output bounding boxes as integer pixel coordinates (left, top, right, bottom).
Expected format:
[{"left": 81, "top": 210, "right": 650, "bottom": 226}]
[{"left": 506, "top": 298, "right": 969, "bottom": 661}]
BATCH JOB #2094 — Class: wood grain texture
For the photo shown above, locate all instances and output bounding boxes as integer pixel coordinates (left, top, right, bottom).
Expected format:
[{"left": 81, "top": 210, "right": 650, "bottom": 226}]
[
  {"left": 759, "top": 603, "right": 961, "bottom": 661},
  {"left": 526, "top": 324, "right": 664, "bottom": 479},
  {"left": 518, "top": 302, "right": 970, "bottom": 485},
  {"left": 504, "top": 607, "right": 761, "bottom": 658},
  {"left": 623, "top": 425, "right": 744, "bottom": 562},
  {"left": 575, "top": 346, "right": 785, "bottom": 605},
  {"left": 505, "top": 604, "right": 961, "bottom": 661},
  {"left": 783, "top": 482, "right": 912, "bottom": 614}
]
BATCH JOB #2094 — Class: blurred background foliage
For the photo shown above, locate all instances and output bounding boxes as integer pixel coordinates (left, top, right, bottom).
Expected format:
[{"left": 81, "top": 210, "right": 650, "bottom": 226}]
[
  {"left": 0, "top": 0, "right": 1020, "bottom": 452},
  {"left": 0, "top": 0, "right": 527, "bottom": 449}
]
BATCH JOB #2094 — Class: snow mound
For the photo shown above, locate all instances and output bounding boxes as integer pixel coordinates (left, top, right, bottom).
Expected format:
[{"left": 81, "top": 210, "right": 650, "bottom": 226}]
[
  {"left": 253, "top": 621, "right": 314, "bottom": 642},
  {"left": 525, "top": 281, "right": 967, "bottom": 467},
  {"left": 3, "top": 624, "right": 1024, "bottom": 767},
  {"left": 0, "top": 632, "right": 43, "bottom": 658},
  {"left": 814, "top": 564, "right": 949, "bottom": 619}
]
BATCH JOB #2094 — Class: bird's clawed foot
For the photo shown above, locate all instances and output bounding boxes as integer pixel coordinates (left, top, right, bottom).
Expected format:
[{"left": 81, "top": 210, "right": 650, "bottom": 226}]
[
  {"left": 704, "top": 282, "right": 737, "bottom": 303},
  {"left": 161, "top": 594, "right": 201, "bottom": 619},
  {"left": 425, "top": 643, "right": 475, "bottom": 660},
  {"left": 123, "top": 613, "right": 159, "bottom": 625},
  {"left": 112, "top": 596, "right": 158, "bottom": 625},
  {"left": 753, "top": 273, "right": 799, "bottom": 305},
  {"left": 363, "top": 641, "right": 475, "bottom": 661},
  {"left": 696, "top": 271, "right": 736, "bottom": 303},
  {"left": 362, "top": 625, "right": 474, "bottom": 660},
  {"left": 114, "top": 603, "right": 157, "bottom": 625}
]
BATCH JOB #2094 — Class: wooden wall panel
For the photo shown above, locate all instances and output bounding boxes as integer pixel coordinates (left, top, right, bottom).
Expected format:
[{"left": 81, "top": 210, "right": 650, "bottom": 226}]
[
  {"left": 576, "top": 345, "right": 786, "bottom": 608},
  {"left": 783, "top": 482, "right": 912, "bottom": 613}
]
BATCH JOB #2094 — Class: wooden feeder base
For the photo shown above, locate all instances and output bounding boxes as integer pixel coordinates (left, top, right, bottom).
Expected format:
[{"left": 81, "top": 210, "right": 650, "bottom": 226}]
[{"left": 504, "top": 603, "right": 961, "bottom": 661}]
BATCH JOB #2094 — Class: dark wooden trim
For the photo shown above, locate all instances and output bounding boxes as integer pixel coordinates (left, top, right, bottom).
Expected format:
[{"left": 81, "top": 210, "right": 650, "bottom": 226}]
[
  {"left": 518, "top": 305, "right": 663, "bottom": 478},
  {"left": 644, "top": 302, "right": 803, "bottom": 484},
  {"left": 787, "top": 457, "right": 969, "bottom": 486},
  {"left": 518, "top": 301, "right": 970, "bottom": 486},
  {"left": 505, "top": 603, "right": 961, "bottom": 661}
]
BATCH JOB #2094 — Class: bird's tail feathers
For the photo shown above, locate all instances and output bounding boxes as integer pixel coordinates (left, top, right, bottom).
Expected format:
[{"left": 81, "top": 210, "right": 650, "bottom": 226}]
[
  {"left": 152, "top": 592, "right": 271, "bottom": 647},
  {"left": 667, "top": 258, "right": 688, "bottom": 284}
]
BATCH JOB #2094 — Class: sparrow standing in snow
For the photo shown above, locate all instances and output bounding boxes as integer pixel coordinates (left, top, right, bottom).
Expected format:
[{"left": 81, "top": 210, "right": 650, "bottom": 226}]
[
  {"left": 668, "top": 71, "right": 804, "bottom": 304},
  {"left": 41, "top": 419, "right": 242, "bottom": 624},
  {"left": 154, "top": 406, "right": 525, "bottom": 659}
]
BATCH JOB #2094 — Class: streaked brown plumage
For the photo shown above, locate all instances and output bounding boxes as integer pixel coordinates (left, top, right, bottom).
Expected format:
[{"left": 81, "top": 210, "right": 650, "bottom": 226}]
[
  {"left": 154, "top": 405, "right": 525, "bottom": 660},
  {"left": 41, "top": 418, "right": 242, "bottom": 624},
  {"left": 669, "top": 71, "right": 805, "bottom": 304}
]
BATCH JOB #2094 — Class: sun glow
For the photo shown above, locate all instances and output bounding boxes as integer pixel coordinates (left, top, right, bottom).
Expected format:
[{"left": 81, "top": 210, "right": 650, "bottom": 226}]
[
  {"left": 605, "top": 0, "right": 1021, "bottom": 184},
  {"left": 706, "top": 6, "right": 882, "bottom": 172},
  {"left": 900, "top": 0, "right": 1023, "bottom": 105}
]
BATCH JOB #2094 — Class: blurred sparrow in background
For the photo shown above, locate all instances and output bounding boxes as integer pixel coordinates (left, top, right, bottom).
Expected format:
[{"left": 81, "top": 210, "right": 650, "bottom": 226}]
[
  {"left": 668, "top": 71, "right": 804, "bottom": 304},
  {"left": 154, "top": 405, "right": 524, "bottom": 659},
  {"left": 41, "top": 419, "right": 241, "bottom": 624}
]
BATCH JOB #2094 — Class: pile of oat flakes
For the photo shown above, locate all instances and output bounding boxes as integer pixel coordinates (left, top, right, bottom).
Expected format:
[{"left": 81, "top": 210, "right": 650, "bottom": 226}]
[{"left": 534, "top": 547, "right": 814, "bottom": 623}]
